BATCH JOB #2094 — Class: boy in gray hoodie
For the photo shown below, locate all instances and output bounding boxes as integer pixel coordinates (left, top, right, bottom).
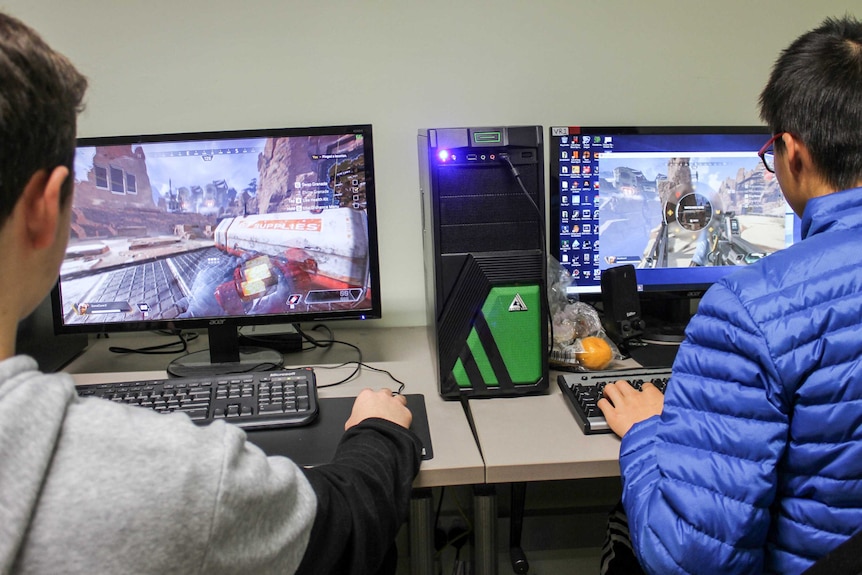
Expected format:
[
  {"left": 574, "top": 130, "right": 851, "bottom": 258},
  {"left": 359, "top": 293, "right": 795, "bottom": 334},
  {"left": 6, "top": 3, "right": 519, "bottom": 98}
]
[{"left": 0, "top": 11, "right": 422, "bottom": 575}]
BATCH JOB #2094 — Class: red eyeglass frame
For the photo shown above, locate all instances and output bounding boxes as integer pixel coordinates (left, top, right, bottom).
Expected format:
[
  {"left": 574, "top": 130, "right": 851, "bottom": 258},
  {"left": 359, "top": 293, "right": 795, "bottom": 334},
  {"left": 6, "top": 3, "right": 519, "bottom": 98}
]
[{"left": 758, "top": 132, "right": 786, "bottom": 173}]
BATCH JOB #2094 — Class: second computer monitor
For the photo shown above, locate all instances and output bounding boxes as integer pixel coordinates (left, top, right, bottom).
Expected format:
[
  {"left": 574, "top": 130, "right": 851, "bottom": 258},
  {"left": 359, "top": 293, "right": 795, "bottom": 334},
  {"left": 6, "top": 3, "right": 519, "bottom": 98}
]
[{"left": 549, "top": 125, "right": 800, "bottom": 337}]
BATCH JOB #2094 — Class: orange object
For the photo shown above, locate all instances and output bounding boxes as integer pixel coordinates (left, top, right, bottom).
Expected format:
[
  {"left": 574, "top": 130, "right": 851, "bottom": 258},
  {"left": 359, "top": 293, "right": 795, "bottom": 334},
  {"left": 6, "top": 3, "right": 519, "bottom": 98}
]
[{"left": 576, "top": 336, "right": 613, "bottom": 370}]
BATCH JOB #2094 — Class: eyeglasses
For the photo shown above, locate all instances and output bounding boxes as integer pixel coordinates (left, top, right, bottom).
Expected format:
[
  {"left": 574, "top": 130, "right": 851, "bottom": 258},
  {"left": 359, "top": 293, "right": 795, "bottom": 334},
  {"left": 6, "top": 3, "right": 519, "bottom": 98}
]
[{"left": 758, "top": 132, "right": 786, "bottom": 173}]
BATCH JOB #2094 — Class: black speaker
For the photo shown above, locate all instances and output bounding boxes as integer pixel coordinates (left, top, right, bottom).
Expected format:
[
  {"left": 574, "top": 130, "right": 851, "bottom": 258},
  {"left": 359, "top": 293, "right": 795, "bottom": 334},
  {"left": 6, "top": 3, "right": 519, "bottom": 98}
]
[
  {"left": 418, "top": 126, "right": 548, "bottom": 399},
  {"left": 600, "top": 264, "right": 645, "bottom": 343}
]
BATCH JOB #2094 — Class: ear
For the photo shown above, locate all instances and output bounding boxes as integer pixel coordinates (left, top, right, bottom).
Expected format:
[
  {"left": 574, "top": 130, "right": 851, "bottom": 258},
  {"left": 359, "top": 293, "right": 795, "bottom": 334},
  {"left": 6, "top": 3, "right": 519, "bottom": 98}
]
[
  {"left": 781, "top": 133, "right": 812, "bottom": 181},
  {"left": 21, "top": 166, "right": 70, "bottom": 250}
]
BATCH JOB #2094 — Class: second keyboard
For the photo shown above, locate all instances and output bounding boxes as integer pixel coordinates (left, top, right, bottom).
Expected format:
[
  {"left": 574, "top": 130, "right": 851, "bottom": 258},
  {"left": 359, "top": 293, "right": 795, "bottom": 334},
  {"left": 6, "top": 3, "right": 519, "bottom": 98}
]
[
  {"left": 558, "top": 367, "right": 671, "bottom": 434},
  {"left": 75, "top": 367, "right": 319, "bottom": 430}
]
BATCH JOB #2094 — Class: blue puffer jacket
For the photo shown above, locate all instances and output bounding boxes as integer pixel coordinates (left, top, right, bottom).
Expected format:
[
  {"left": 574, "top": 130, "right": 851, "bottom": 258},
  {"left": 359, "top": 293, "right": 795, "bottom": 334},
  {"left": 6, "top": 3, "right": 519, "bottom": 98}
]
[{"left": 621, "top": 187, "right": 862, "bottom": 575}]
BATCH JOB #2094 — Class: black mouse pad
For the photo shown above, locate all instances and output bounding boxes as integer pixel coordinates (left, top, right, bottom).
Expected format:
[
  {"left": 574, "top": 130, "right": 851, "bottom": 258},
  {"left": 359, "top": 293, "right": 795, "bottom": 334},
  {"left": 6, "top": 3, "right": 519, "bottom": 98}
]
[{"left": 245, "top": 394, "right": 433, "bottom": 467}]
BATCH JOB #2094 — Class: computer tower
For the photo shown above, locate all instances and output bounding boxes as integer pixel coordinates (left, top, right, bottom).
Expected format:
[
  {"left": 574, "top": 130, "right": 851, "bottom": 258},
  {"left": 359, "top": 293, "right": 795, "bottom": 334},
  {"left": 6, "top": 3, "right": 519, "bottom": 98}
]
[{"left": 418, "top": 126, "right": 548, "bottom": 399}]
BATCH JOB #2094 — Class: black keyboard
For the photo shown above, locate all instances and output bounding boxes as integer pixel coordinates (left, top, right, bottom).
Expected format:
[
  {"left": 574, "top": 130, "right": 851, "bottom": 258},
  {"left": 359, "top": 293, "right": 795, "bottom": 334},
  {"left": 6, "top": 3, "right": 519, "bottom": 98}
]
[
  {"left": 557, "top": 367, "right": 671, "bottom": 434},
  {"left": 76, "top": 368, "right": 319, "bottom": 430}
]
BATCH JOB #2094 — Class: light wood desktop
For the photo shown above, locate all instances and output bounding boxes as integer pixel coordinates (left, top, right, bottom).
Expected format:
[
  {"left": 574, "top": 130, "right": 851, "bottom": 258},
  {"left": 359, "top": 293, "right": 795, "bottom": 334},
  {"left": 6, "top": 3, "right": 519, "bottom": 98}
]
[{"left": 466, "top": 370, "right": 622, "bottom": 484}]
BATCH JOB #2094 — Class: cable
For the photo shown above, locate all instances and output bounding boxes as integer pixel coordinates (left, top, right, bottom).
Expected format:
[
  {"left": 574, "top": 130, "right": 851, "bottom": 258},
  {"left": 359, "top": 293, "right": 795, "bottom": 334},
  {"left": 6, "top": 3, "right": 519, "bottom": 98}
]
[
  {"left": 293, "top": 323, "right": 334, "bottom": 350},
  {"left": 357, "top": 362, "right": 406, "bottom": 394},
  {"left": 311, "top": 358, "right": 363, "bottom": 388},
  {"left": 502, "top": 154, "right": 543, "bottom": 222},
  {"left": 433, "top": 487, "right": 475, "bottom": 564},
  {"left": 501, "top": 153, "right": 555, "bottom": 355},
  {"left": 434, "top": 486, "right": 446, "bottom": 534},
  {"left": 108, "top": 330, "right": 197, "bottom": 355},
  {"left": 292, "top": 324, "right": 406, "bottom": 393}
]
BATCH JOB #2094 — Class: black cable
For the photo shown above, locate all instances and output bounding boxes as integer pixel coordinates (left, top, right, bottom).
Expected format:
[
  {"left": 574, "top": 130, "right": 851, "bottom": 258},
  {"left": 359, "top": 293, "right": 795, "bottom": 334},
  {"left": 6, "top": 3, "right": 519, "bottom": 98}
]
[
  {"left": 108, "top": 331, "right": 197, "bottom": 355},
  {"left": 293, "top": 324, "right": 363, "bottom": 387},
  {"left": 293, "top": 323, "right": 334, "bottom": 350},
  {"left": 293, "top": 324, "right": 406, "bottom": 393},
  {"left": 434, "top": 486, "right": 446, "bottom": 532},
  {"left": 311, "top": 354, "right": 363, "bottom": 388},
  {"left": 356, "top": 362, "right": 406, "bottom": 394},
  {"left": 502, "top": 154, "right": 543, "bottom": 222},
  {"left": 502, "top": 154, "right": 555, "bottom": 355}
]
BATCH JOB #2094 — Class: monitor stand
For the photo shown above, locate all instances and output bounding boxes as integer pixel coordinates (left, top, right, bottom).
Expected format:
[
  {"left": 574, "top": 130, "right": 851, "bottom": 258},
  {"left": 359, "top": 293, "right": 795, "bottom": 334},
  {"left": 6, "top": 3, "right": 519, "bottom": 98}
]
[
  {"left": 641, "top": 322, "right": 687, "bottom": 344},
  {"left": 167, "top": 324, "right": 284, "bottom": 378},
  {"left": 640, "top": 296, "right": 695, "bottom": 344}
]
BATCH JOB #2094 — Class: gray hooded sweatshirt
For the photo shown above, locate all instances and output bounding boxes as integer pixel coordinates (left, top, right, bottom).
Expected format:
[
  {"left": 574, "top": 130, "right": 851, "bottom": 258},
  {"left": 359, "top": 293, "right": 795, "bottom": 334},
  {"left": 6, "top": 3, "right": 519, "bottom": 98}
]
[{"left": 0, "top": 355, "right": 421, "bottom": 574}]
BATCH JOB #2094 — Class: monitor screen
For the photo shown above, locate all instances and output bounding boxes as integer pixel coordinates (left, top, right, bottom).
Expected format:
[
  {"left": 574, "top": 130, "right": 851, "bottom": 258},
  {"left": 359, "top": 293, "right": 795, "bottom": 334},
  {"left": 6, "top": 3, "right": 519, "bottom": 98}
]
[
  {"left": 52, "top": 124, "right": 381, "bottom": 375},
  {"left": 549, "top": 126, "right": 801, "bottom": 339},
  {"left": 549, "top": 126, "right": 800, "bottom": 297}
]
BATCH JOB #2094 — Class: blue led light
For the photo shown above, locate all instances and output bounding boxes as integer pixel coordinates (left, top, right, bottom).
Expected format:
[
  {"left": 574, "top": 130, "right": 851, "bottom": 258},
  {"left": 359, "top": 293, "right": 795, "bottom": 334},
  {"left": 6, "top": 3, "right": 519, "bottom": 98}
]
[{"left": 438, "top": 149, "right": 449, "bottom": 162}]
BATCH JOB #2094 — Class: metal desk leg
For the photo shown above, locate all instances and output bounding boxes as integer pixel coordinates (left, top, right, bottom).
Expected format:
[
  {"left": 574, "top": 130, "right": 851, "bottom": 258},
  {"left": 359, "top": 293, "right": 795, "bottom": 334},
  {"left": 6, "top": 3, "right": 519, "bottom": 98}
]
[
  {"left": 410, "top": 488, "right": 434, "bottom": 575},
  {"left": 509, "top": 482, "right": 529, "bottom": 573},
  {"left": 474, "top": 484, "right": 498, "bottom": 575}
]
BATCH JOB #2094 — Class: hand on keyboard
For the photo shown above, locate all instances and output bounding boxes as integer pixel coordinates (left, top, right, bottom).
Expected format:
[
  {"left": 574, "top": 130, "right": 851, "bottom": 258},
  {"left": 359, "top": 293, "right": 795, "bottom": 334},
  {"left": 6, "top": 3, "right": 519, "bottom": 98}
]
[
  {"left": 557, "top": 367, "right": 670, "bottom": 435},
  {"left": 598, "top": 379, "right": 665, "bottom": 438}
]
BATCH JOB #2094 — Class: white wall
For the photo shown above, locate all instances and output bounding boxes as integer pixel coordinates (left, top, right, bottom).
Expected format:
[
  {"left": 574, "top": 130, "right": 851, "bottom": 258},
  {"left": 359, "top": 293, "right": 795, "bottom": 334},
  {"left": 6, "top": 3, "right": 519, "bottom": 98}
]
[{"left": 3, "top": 0, "right": 857, "bottom": 326}]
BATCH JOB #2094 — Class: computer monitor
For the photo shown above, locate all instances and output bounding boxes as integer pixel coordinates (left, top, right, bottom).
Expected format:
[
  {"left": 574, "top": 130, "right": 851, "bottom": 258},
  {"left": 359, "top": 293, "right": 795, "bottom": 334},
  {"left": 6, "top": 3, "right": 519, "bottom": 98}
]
[
  {"left": 549, "top": 125, "right": 800, "bottom": 339},
  {"left": 51, "top": 124, "right": 381, "bottom": 376}
]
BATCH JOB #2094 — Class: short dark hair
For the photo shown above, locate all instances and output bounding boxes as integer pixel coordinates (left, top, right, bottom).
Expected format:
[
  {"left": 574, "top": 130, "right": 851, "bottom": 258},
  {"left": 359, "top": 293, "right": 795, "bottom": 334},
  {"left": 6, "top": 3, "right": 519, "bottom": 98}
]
[
  {"left": 759, "top": 15, "right": 862, "bottom": 191},
  {"left": 0, "top": 12, "right": 87, "bottom": 226}
]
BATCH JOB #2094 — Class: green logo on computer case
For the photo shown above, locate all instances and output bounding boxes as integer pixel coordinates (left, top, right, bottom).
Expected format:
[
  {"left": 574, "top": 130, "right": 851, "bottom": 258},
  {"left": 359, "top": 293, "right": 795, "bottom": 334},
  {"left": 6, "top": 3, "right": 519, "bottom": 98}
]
[{"left": 451, "top": 285, "right": 543, "bottom": 389}]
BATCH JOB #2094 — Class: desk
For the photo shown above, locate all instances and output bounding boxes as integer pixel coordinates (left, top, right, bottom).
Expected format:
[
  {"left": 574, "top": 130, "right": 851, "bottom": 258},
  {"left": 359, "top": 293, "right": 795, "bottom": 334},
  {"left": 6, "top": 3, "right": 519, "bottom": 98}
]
[
  {"left": 460, "top": 368, "right": 623, "bottom": 572},
  {"left": 467, "top": 372, "right": 621, "bottom": 484},
  {"left": 64, "top": 327, "right": 633, "bottom": 575},
  {"left": 64, "top": 326, "right": 484, "bottom": 574}
]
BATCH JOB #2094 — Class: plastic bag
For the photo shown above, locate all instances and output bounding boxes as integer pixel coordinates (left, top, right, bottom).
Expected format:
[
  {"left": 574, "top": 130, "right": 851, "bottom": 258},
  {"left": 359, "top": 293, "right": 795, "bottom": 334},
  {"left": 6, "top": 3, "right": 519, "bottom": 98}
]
[{"left": 547, "top": 256, "right": 621, "bottom": 371}]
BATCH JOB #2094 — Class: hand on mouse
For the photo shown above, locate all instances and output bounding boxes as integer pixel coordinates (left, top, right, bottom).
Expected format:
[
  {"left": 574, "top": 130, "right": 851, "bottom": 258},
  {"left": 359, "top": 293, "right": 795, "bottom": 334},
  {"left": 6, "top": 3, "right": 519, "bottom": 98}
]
[
  {"left": 345, "top": 388, "right": 413, "bottom": 430},
  {"left": 597, "top": 380, "right": 664, "bottom": 438}
]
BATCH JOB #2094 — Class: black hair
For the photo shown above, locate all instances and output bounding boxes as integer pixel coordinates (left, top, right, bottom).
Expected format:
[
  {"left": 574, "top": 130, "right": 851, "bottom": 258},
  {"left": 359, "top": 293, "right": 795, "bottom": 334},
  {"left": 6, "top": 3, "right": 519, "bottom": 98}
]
[
  {"left": 759, "top": 15, "right": 862, "bottom": 191},
  {"left": 0, "top": 12, "right": 87, "bottom": 225}
]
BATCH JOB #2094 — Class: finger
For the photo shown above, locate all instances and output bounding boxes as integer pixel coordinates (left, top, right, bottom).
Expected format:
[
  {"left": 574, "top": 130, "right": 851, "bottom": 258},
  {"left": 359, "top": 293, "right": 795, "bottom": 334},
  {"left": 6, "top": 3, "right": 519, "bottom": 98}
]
[
  {"left": 393, "top": 393, "right": 408, "bottom": 405},
  {"left": 639, "top": 382, "right": 662, "bottom": 396},
  {"left": 614, "top": 379, "right": 637, "bottom": 394},
  {"left": 597, "top": 396, "right": 613, "bottom": 413},
  {"left": 601, "top": 383, "right": 622, "bottom": 404}
]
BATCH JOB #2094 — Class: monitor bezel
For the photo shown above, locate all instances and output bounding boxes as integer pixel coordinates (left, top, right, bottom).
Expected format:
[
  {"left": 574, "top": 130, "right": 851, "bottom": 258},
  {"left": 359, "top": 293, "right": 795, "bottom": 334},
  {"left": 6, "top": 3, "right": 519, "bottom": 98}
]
[{"left": 51, "top": 123, "right": 382, "bottom": 337}]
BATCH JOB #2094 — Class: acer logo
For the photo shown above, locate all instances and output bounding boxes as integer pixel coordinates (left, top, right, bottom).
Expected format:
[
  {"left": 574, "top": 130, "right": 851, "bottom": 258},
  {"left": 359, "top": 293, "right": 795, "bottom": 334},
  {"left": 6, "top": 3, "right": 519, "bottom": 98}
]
[{"left": 209, "top": 319, "right": 226, "bottom": 325}]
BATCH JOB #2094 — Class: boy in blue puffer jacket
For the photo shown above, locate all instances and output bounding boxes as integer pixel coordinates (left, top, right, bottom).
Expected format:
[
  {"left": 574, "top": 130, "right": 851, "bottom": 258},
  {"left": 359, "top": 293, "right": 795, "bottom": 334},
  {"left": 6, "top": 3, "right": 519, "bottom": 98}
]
[{"left": 599, "top": 14, "right": 862, "bottom": 575}]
